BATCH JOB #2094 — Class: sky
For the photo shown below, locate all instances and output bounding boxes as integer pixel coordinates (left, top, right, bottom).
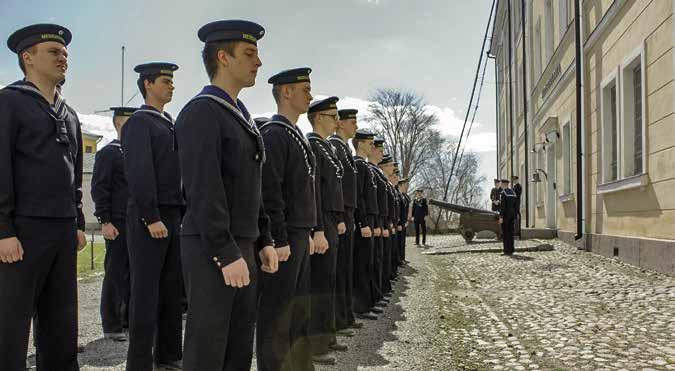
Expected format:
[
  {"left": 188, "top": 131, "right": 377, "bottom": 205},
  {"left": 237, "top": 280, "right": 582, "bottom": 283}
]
[{"left": 0, "top": 0, "right": 498, "bottom": 200}]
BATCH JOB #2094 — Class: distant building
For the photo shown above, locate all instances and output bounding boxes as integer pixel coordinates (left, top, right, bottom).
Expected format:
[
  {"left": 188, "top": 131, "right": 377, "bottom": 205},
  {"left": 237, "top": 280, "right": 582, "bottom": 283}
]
[
  {"left": 81, "top": 131, "right": 103, "bottom": 230},
  {"left": 490, "top": 0, "right": 674, "bottom": 273}
]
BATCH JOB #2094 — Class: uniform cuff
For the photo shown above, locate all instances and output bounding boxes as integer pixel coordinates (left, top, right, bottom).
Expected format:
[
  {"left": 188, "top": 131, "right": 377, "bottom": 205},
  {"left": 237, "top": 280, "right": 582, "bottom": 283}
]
[
  {"left": 140, "top": 208, "right": 161, "bottom": 226},
  {"left": 0, "top": 221, "right": 16, "bottom": 240}
]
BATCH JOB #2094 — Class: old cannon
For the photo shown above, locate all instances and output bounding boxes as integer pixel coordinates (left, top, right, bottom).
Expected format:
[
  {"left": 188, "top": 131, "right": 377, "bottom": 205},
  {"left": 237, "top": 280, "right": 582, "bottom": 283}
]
[{"left": 429, "top": 199, "right": 501, "bottom": 243}]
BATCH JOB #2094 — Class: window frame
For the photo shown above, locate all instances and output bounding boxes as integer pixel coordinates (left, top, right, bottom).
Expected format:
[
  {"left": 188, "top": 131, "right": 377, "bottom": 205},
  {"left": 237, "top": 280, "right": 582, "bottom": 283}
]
[
  {"left": 619, "top": 42, "right": 647, "bottom": 178},
  {"left": 561, "top": 115, "right": 572, "bottom": 195},
  {"left": 600, "top": 68, "right": 620, "bottom": 184}
]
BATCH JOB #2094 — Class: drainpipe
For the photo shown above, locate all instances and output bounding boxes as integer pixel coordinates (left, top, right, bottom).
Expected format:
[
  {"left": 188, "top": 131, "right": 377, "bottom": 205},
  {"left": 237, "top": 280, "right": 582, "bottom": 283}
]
[
  {"left": 492, "top": 54, "right": 500, "bottom": 179},
  {"left": 521, "top": 0, "right": 529, "bottom": 227},
  {"left": 507, "top": 0, "right": 515, "bottom": 178},
  {"left": 574, "top": 0, "right": 585, "bottom": 242}
]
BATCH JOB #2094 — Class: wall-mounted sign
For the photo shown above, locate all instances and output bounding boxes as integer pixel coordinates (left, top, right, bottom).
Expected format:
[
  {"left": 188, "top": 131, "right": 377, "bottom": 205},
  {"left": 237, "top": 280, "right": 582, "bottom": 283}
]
[{"left": 541, "top": 64, "right": 562, "bottom": 100}]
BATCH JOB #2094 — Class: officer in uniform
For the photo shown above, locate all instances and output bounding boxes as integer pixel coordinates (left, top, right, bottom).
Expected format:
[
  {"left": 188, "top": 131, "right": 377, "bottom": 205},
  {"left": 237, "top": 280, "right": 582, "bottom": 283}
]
[
  {"left": 490, "top": 178, "right": 501, "bottom": 211},
  {"left": 368, "top": 138, "right": 388, "bottom": 308},
  {"left": 175, "top": 20, "right": 277, "bottom": 371},
  {"left": 378, "top": 155, "right": 396, "bottom": 295},
  {"left": 512, "top": 175, "right": 522, "bottom": 237},
  {"left": 351, "top": 130, "right": 380, "bottom": 320},
  {"left": 92, "top": 106, "right": 136, "bottom": 342},
  {"left": 122, "top": 62, "right": 184, "bottom": 371},
  {"left": 258, "top": 67, "right": 317, "bottom": 371},
  {"left": 0, "top": 23, "right": 87, "bottom": 370},
  {"left": 412, "top": 189, "right": 429, "bottom": 247},
  {"left": 307, "top": 96, "right": 349, "bottom": 364},
  {"left": 498, "top": 179, "right": 518, "bottom": 256},
  {"left": 329, "top": 108, "right": 361, "bottom": 336}
]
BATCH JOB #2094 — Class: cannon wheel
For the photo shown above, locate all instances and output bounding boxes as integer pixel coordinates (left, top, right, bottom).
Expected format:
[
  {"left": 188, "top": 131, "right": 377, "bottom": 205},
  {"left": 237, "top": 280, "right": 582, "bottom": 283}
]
[{"left": 462, "top": 229, "right": 475, "bottom": 243}]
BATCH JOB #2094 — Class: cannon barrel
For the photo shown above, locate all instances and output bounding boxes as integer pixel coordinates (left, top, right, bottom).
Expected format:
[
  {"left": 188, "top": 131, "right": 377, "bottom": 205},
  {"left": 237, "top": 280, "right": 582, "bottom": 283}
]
[{"left": 429, "top": 199, "right": 498, "bottom": 216}]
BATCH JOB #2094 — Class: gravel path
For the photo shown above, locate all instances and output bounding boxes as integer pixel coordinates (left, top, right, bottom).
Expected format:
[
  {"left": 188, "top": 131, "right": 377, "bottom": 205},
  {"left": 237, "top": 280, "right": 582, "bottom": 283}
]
[{"left": 25, "top": 235, "right": 675, "bottom": 370}]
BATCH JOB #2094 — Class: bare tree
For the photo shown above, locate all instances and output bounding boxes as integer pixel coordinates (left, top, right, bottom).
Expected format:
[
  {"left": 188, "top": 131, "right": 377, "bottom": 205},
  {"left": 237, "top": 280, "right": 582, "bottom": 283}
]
[{"left": 366, "top": 89, "right": 439, "bottom": 180}]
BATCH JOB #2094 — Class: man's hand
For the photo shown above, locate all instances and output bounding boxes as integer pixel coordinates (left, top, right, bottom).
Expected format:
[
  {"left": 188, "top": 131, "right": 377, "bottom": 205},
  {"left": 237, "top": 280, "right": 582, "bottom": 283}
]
[
  {"left": 313, "top": 232, "right": 329, "bottom": 254},
  {"left": 77, "top": 230, "right": 87, "bottom": 252},
  {"left": 360, "top": 226, "right": 372, "bottom": 238},
  {"left": 397, "top": 226, "right": 403, "bottom": 232},
  {"left": 497, "top": 217, "right": 503, "bottom": 225},
  {"left": 373, "top": 227, "right": 382, "bottom": 237},
  {"left": 221, "top": 258, "right": 250, "bottom": 288},
  {"left": 383, "top": 229, "right": 390, "bottom": 238},
  {"left": 101, "top": 223, "right": 119, "bottom": 240},
  {"left": 337, "top": 222, "right": 346, "bottom": 235},
  {"left": 259, "top": 246, "right": 279, "bottom": 274},
  {"left": 309, "top": 236, "right": 316, "bottom": 255},
  {"left": 0, "top": 237, "right": 23, "bottom": 263},
  {"left": 147, "top": 221, "right": 168, "bottom": 239},
  {"left": 276, "top": 245, "right": 291, "bottom": 262}
]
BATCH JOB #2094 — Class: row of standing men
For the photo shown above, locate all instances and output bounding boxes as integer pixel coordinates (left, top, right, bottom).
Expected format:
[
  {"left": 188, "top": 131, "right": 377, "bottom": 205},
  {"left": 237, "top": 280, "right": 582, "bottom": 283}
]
[{"left": 0, "top": 20, "right": 413, "bottom": 371}]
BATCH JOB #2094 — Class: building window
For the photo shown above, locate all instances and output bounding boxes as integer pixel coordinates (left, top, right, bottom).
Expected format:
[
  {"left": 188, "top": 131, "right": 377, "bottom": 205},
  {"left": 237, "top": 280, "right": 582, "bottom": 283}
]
[
  {"left": 559, "top": 0, "right": 569, "bottom": 43},
  {"left": 537, "top": 150, "right": 544, "bottom": 203},
  {"left": 534, "top": 18, "right": 542, "bottom": 80},
  {"left": 85, "top": 145, "right": 93, "bottom": 154},
  {"left": 544, "top": 0, "right": 554, "bottom": 63},
  {"left": 562, "top": 120, "right": 572, "bottom": 194},
  {"left": 601, "top": 71, "right": 620, "bottom": 183},
  {"left": 621, "top": 46, "right": 646, "bottom": 177}
]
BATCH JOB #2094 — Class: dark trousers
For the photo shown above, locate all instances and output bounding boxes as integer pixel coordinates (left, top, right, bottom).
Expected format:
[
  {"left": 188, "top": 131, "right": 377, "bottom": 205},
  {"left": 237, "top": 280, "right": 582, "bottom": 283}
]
[
  {"left": 398, "top": 230, "right": 406, "bottom": 263},
  {"left": 372, "top": 235, "right": 384, "bottom": 302},
  {"left": 502, "top": 217, "right": 515, "bottom": 255},
  {"left": 352, "top": 227, "right": 374, "bottom": 314},
  {"left": 382, "top": 236, "right": 392, "bottom": 294},
  {"left": 0, "top": 217, "right": 79, "bottom": 371},
  {"left": 335, "top": 208, "right": 355, "bottom": 330},
  {"left": 256, "top": 227, "right": 313, "bottom": 371},
  {"left": 309, "top": 213, "right": 339, "bottom": 355},
  {"left": 182, "top": 237, "right": 257, "bottom": 371},
  {"left": 414, "top": 219, "right": 427, "bottom": 245},
  {"left": 101, "top": 219, "right": 130, "bottom": 334},
  {"left": 126, "top": 206, "right": 183, "bottom": 371},
  {"left": 390, "top": 231, "right": 399, "bottom": 275}
]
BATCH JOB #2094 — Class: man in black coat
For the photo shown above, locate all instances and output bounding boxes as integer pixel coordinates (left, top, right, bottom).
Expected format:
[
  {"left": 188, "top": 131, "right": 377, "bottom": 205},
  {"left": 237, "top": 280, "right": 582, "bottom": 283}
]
[
  {"left": 498, "top": 179, "right": 518, "bottom": 256},
  {"left": 175, "top": 20, "right": 278, "bottom": 371},
  {"left": 257, "top": 67, "right": 317, "bottom": 371},
  {"left": 122, "top": 62, "right": 184, "bottom": 371},
  {"left": 368, "top": 138, "right": 389, "bottom": 309},
  {"left": 307, "top": 96, "right": 349, "bottom": 364},
  {"left": 92, "top": 106, "right": 136, "bottom": 342},
  {"left": 490, "top": 178, "right": 501, "bottom": 212},
  {"left": 398, "top": 178, "right": 411, "bottom": 264},
  {"left": 351, "top": 130, "right": 380, "bottom": 321},
  {"left": 412, "top": 189, "right": 429, "bottom": 246},
  {"left": 512, "top": 175, "right": 523, "bottom": 237},
  {"left": 329, "top": 108, "right": 362, "bottom": 336},
  {"left": 0, "top": 24, "right": 87, "bottom": 370}
]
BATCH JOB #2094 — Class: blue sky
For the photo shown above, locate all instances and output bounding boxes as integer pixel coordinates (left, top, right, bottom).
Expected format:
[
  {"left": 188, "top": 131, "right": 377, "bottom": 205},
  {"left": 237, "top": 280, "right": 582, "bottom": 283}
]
[{"left": 0, "top": 0, "right": 498, "bottom": 196}]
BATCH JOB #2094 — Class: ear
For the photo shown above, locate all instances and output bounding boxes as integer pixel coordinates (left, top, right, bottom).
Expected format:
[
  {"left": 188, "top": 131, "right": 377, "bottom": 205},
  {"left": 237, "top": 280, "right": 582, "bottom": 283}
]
[
  {"left": 217, "top": 49, "right": 231, "bottom": 67},
  {"left": 143, "top": 78, "right": 152, "bottom": 90}
]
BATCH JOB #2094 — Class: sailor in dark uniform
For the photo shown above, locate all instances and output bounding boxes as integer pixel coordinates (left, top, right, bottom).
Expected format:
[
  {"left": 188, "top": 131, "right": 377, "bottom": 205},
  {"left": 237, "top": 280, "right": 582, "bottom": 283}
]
[
  {"left": 378, "top": 155, "right": 395, "bottom": 295},
  {"left": 307, "top": 96, "right": 349, "bottom": 364},
  {"left": 397, "top": 178, "right": 411, "bottom": 264},
  {"left": 175, "top": 20, "right": 277, "bottom": 371},
  {"left": 412, "top": 189, "right": 429, "bottom": 246},
  {"left": 329, "top": 108, "right": 361, "bottom": 336},
  {"left": 490, "top": 178, "right": 501, "bottom": 212},
  {"left": 351, "top": 130, "right": 380, "bottom": 320},
  {"left": 390, "top": 164, "right": 402, "bottom": 274},
  {"left": 0, "top": 24, "right": 87, "bottom": 370},
  {"left": 122, "top": 62, "right": 184, "bottom": 371},
  {"left": 512, "top": 175, "right": 522, "bottom": 237},
  {"left": 367, "top": 138, "right": 388, "bottom": 309},
  {"left": 499, "top": 179, "right": 518, "bottom": 256},
  {"left": 92, "top": 106, "right": 136, "bottom": 342},
  {"left": 257, "top": 67, "right": 316, "bottom": 371}
]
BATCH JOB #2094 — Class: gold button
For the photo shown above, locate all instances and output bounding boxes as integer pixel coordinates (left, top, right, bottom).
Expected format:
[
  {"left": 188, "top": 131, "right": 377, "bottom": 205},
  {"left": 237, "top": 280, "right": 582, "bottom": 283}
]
[{"left": 213, "top": 257, "right": 218, "bottom": 262}]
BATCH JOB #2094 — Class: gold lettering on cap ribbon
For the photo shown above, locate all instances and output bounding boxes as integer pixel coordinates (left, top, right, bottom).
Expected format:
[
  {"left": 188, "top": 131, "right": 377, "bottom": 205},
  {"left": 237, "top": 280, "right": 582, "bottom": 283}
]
[
  {"left": 40, "top": 34, "right": 65, "bottom": 43},
  {"left": 242, "top": 34, "right": 257, "bottom": 42}
]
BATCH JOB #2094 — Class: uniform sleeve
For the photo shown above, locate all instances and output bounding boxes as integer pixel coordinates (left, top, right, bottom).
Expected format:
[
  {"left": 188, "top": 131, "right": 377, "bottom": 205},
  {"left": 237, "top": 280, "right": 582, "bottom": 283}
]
[
  {"left": 122, "top": 116, "right": 161, "bottom": 225},
  {"left": 91, "top": 148, "right": 113, "bottom": 224},
  {"left": 257, "top": 194, "right": 274, "bottom": 249},
  {"left": 0, "top": 96, "right": 16, "bottom": 239},
  {"left": 310, "top": 140, "right": 324, "bottom": 232},
  {"left": 423, "top": 198, "right": 429, "bottom": 217},
  {"left": 176, "top": 102, "right": 241, "bottom": 268},
  {"left": 74, "top": 118, "right": 85, "bottom": 230},
  {"left": 499, "top": 191, "right": 506, "bottom": 218},
  {"left": 261, "top": 129, "right": 290, "bottom": 247},
  {"left": 354, "top": 162, "right": 368, "bottom": 228}
]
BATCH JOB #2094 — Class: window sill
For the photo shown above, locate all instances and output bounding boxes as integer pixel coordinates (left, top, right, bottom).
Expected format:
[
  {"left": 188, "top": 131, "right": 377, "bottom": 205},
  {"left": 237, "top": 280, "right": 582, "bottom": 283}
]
[
  {"left": 559, "top": 193, "right": 575, "bottom": 203},
  {"left": 597, "top": 173, "right": 649, "bottom": 195}
]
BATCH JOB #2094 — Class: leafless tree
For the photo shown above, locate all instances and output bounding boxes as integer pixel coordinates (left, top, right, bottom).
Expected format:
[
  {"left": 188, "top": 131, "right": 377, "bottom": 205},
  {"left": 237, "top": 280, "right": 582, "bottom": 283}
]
[{"left": 365, "top": 88, "right": 439, "bottom": 180}]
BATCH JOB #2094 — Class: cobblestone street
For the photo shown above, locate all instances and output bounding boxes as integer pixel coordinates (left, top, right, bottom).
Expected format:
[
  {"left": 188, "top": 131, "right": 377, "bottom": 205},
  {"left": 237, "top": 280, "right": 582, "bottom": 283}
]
[{"left": 424, "top": 235, "right": 675, "bottom": 371}]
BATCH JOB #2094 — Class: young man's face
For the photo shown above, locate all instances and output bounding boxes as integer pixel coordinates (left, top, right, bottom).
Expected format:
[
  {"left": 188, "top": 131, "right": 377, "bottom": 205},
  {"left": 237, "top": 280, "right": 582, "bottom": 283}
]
[
  {"left": 287, "top": 82, "right": 313, "bottom": 114},
  {"left": 23, "top": 41, "right": 68, "bottom": 83},
  {"left": 227, "top": 42, "right": 262, "bottom": 88},
  {"left": 400, "top": 183, "right": 408, "bottom": 192},
  {"left": 358, "top": 138, "right": 374, "bottom": 154},
  {"left": 338, "top": 118, "right": 358, "bottom": 138},
  {"left": 370, "top": 145, "right": 384, "bottom": 163},
  {"left": 317, "top": 109, "right": 339, "bottom": 133},
  {"left": 416, "top": 191, "right": 423, "bottom": 199},
  {"left": 146, "top": 76, "right": 175, "bottom": 104},
  {"left": 380, "top": 162, "right": 394, "bottom": 176}
]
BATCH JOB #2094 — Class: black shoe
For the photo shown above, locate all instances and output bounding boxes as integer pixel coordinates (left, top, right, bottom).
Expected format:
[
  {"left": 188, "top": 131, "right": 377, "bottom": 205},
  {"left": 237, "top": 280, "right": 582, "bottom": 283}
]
[
  {"left": 155, "top": 360, "right": 183, "bottom": 370},
  {"left": 77, "top": 345, "right": 85, "bottom": 353},
  {"left": 349, "top": 321, "right": 364, "bottom": 329},
  {"left": 313, "top": 354, "right": 337, "bottom": 365},
  {"left": 336, "top": 328, "right": 355, "bottom": 337},
  {"left": 329, "top": 342, "right": 348, "bottom": 352},
  {"left": 374, "top": 301, "right": 387, "bottom": 308},
  {"left": 103, "top": 332, "right": 127, "bottom": 342},
  {"left": 356, "top": 312, "right": 378, "bottom": 320},
  {"left": 370, "top": 307, "right": 384, "bottom": 314}
]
